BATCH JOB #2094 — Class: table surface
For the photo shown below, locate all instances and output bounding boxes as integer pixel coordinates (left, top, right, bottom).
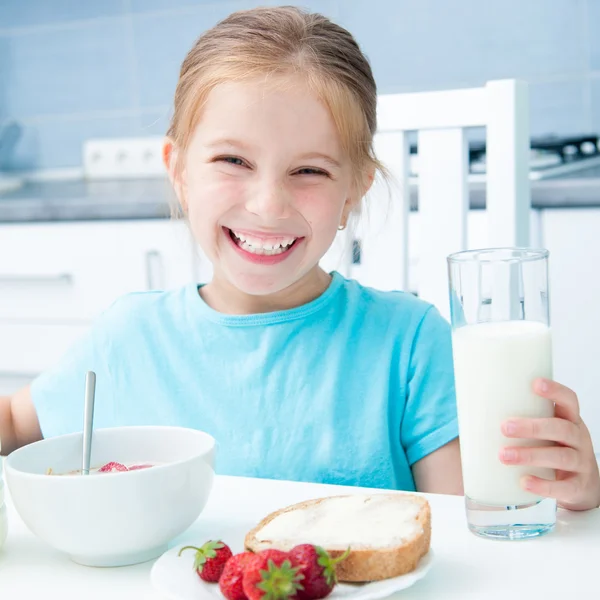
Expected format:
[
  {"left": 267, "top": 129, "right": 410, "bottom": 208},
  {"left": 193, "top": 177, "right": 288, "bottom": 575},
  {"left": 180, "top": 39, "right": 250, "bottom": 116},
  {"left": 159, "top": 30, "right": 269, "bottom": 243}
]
[{"left": 0, "top": 474, "right": 598, "bottom": 599}]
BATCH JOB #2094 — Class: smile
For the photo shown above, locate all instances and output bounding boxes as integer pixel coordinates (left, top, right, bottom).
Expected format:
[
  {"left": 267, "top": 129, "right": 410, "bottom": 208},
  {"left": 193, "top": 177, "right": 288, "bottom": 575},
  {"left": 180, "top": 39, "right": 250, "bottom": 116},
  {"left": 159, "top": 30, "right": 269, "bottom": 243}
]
[{"left": 224, "top": 227, "right": 302, "bottom": 265}]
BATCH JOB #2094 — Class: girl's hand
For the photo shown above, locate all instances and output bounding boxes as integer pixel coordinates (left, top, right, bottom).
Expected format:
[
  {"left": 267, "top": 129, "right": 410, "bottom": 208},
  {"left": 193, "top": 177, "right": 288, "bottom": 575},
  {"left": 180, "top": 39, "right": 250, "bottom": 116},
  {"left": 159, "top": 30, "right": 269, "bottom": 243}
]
[{"left": 500, "top": 378, "right": 600, "bottom": 511}]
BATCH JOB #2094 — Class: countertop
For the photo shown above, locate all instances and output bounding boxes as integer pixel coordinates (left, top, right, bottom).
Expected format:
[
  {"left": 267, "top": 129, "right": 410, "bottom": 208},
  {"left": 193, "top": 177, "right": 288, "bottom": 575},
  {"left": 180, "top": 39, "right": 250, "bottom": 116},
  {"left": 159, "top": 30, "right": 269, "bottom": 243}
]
[
  {"left": 0, "top": 179, "right": 175, "bottom": 222},
  {"left": 0, "top": 166, "right": 600, "bottom": 223}
]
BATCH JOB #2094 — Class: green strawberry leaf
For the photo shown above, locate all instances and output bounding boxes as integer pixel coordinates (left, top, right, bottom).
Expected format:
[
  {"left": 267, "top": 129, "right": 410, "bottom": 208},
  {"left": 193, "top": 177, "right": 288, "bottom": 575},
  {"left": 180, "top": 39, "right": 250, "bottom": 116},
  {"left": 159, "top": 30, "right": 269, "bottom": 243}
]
[
  {"left": 178, "top": 541, "right": 225, "bottom": 573},
  {"left": 194, "top": 553, "right": 208, "bottom": 571},
  {"left": 202, "top": 540, "right": 225, "bottom": 560},
  {"left": 256, "top": 559, "right": 304, "bottom": 600},
  {"left": 316, "top": 546, "right": 351, "bottom": 587}
]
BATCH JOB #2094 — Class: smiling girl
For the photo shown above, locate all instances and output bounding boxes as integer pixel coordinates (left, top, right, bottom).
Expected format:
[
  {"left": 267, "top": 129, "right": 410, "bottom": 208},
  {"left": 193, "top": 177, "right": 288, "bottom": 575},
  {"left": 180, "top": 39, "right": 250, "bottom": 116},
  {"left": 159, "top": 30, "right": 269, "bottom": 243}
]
[{"left": 1, "top": 6, "right": 598, "bottom": 509}]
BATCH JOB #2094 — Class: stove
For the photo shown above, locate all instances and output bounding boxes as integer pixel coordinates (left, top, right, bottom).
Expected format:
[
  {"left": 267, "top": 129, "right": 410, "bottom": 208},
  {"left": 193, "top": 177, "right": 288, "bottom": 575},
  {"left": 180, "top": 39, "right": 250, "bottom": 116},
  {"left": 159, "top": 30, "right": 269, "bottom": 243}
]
[{"left": 409, "top": 134, "right": 600, "bottom": 181}]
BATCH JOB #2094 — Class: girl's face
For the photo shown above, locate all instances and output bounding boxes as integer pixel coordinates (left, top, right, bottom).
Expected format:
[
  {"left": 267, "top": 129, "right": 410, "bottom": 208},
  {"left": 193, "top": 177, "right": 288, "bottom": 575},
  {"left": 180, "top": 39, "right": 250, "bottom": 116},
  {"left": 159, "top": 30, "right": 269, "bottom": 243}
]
[{"left": 168, "top": 78, "right": 356, "bottom": 298}]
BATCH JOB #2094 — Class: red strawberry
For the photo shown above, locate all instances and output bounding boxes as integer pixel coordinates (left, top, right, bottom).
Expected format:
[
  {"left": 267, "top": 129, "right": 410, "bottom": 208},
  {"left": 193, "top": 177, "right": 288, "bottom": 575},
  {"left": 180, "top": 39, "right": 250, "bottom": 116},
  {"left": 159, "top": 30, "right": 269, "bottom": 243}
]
[
  {"left": 179, "top": 540, "right": 233, "bottom": 582},
  {"left": 128, "top": 464, "right": 153, "bottom": 471},
  {"left": 219, "top": 552, "right": 255, "bottom": 600},
  {"left": 242, "top": 549, "right": 303, "bottom": 600},
  {"left": 98, "top": 462, "right": 128, "bottom": 473},
  {"left": 289, "top": 545, "right": 350, "bottom": 600}
]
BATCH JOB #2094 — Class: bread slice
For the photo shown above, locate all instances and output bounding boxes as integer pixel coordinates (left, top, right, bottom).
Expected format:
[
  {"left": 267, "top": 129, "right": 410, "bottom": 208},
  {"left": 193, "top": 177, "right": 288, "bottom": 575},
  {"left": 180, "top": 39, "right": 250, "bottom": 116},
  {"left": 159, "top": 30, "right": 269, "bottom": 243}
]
[{"left": 244, "top": 493, "right": 431, "bottom": 582}]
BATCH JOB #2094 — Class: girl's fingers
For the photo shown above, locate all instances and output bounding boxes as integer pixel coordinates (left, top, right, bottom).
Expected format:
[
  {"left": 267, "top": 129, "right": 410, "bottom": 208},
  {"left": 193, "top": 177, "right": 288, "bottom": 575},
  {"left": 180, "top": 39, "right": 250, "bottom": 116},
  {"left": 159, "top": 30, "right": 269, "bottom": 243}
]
[
  {"left": 521, "top": 474, "right": 584, "bottom": 508},
  {"left": 500, "top": 445, "right": 581, "bottom": 472},
  {"left": 502, "top": 417, "right": 580, "bottom": 448},
  {"left": 533, "top": 378, "right": 581, "bottom": 424}
]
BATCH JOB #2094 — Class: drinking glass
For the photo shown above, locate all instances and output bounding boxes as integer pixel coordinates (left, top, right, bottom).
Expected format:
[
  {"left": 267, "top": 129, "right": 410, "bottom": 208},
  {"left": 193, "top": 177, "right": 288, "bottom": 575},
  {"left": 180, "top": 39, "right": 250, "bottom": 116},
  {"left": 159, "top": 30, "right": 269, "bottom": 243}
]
[{"left": 448, "top": 248, "right": 556, "bottom": 540}]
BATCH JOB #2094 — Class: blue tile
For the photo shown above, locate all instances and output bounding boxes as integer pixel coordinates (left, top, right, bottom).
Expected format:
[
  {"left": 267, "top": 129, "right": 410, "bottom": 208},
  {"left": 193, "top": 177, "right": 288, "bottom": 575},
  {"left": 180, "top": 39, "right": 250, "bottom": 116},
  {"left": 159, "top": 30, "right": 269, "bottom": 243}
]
[
  {"left": 529, "top": 80, "right": 588, "bottom": 136},
  {"left": 139, "top": 107, "right": 172, "bottom": 135},
  {"left": 3, "top": 19, "right": 135, "bottom": 118},
  {"left": 589, "top": 0, "right": 600, "bottom": 71},
  {"left": 0, "top": 0, "right": 125, "bottom": 29},
  {"left": 133, "top": 1, "right": 252, "bottom": 108},
  {"left": 4, "top": 114, "right": 139, "bottom": 170},
  {"left": 338, "top": 0, "right": 587, "bottom": 92},
  {"left": 129, "top": 0, "right": 221, "bottom": 13},
  {"left": 130, "top": 0, "right": 337, "bottom": 15},
  {"left": 591, "top": 78, "right": 600, "bottom": 134},
  {"left": 0, "top": 36, "right": 10, "bottom": 117},
  {"left": 262, "top": 0, "right": 339, "bottom": 18}
]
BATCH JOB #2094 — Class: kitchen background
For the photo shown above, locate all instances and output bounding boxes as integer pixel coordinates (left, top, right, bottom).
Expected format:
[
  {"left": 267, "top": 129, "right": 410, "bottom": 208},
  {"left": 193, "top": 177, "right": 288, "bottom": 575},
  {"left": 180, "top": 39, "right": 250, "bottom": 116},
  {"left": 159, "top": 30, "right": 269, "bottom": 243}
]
[
  {"left": 0, "top": 0, "right": 600, "bottom": 455},
  {"left": 0, "top": 0, "right": 599, "bottom": 171}
]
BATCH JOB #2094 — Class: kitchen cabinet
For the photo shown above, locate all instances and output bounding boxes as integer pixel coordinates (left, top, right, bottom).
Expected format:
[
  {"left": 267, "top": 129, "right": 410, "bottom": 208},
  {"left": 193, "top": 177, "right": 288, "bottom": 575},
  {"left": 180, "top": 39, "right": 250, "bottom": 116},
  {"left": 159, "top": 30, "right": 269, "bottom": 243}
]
[
  {"left": 542, "top": 208, "right": 600, "bottom": 451},
  {"left": 0, "top": 219, "right": 204, "bottom": 394}
]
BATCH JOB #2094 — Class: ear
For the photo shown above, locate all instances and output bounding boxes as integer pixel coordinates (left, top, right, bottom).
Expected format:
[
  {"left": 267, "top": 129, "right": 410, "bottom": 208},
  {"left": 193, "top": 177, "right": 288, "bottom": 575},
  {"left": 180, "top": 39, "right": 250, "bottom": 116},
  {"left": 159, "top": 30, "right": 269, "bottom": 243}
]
[
  {"left": 361, "top": 166, "right": 376, "bottom": 196},
  {"left": 163, "top": 137, "right": 188, "bottom": 213},
  {"left": 341, "top": 167, "right": 376, "bottom": 225}
]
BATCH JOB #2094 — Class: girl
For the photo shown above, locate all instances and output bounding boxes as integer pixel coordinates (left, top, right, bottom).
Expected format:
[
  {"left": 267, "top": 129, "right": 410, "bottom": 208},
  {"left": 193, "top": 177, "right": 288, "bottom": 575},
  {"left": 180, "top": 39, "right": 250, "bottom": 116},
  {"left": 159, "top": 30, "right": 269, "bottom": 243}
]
[{"left": 1, "top": 6, "right": 598, "bottom": 509}]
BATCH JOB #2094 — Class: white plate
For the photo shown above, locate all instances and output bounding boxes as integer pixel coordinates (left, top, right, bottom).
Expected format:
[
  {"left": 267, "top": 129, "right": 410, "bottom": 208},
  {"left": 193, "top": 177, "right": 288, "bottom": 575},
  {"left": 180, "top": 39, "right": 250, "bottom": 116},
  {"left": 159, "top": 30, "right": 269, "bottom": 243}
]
[{"left": 150, "top": 532, "right": 434, "bottom": 600}]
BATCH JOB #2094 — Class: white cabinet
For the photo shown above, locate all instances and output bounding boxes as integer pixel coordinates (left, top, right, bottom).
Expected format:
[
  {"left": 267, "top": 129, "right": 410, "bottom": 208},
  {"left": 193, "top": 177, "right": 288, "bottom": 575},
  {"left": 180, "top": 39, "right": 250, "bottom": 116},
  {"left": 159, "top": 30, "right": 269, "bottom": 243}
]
[
  {"left": 542, "top": 209, "right": 600, "bottom": 450},
  {"left": 0, "top": 220, "right": 202, "bottom": 321},
  {"left": 0, "top": 322, "right": 89, "bottom": 379},
  {"left": 0, "top": 219, "right": 205, "bottom": 393}
]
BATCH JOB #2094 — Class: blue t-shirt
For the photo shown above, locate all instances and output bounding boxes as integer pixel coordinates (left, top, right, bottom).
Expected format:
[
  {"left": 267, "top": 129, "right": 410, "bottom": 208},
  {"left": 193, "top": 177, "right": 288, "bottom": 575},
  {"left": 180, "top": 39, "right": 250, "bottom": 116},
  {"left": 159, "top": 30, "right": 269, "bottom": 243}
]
[{"left": 31, "top": 272, "right": 458, "bottom": 491}]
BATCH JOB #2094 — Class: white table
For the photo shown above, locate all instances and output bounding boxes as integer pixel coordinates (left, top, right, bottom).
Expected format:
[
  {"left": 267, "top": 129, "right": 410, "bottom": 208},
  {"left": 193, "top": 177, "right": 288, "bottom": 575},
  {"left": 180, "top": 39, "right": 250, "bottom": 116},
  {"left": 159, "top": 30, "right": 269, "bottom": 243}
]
[{"left": 0, "top": 475, "right": 598, "bottom": 599}]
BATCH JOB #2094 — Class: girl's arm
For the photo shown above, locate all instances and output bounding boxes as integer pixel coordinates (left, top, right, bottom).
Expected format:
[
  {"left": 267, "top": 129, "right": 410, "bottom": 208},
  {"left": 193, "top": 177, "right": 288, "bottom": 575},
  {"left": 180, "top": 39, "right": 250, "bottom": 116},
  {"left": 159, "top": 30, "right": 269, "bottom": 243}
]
[
  {"left": 0, "top": 386, "right": 42, "bottom": 455},
  {"left": 412, "top": 437, "right": 464, "bottom": 495}
]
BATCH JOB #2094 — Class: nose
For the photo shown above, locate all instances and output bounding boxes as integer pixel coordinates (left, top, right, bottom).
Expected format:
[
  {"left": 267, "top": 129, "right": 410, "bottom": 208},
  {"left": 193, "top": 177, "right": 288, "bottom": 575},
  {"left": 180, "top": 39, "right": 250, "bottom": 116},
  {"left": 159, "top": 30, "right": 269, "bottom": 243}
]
[{"left": 245, "top": 177, "right": 292, "bottom": 221}]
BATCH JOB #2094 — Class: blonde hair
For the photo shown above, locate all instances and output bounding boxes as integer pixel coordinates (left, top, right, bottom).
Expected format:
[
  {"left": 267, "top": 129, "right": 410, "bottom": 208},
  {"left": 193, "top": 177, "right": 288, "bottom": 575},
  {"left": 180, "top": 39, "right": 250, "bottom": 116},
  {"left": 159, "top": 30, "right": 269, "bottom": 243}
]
[{"left": 167, "top": 5, "right": 385, "bottom": 199}]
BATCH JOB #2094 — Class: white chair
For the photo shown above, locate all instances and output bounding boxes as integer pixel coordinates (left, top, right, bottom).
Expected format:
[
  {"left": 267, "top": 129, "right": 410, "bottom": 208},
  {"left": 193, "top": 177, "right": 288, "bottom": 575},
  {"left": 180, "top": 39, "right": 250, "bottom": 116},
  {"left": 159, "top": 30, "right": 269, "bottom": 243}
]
[{"left": 321, "top": 79, "right": 531, "bottom": 320}]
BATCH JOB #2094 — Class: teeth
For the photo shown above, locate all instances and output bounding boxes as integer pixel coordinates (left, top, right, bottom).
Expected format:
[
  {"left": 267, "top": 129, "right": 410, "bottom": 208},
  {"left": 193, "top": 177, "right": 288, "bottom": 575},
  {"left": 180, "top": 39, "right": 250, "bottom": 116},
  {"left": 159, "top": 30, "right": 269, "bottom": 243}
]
[
  {"left": 230, "top": 229, "right": 296, "bottom": 254},
  {"left": 240, "top": 241, "right": 288, "bottom": 255}
]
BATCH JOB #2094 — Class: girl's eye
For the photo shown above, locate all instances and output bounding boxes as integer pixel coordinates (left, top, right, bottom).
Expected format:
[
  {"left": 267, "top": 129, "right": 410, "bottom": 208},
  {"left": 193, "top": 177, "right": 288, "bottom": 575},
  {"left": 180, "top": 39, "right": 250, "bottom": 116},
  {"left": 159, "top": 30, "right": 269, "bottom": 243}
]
[
  {"left": 295, "top": 167, "right": 328, "bottom": 176},
  {"left": 218, "top": 156, "right": 246, "bottom": 167}
]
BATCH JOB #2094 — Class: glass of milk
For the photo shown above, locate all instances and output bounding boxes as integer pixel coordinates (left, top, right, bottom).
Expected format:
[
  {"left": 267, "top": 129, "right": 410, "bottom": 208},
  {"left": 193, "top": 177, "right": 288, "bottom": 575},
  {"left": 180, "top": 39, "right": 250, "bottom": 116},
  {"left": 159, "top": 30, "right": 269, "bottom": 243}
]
[{"left": 448, "top": 248, "right": 556, "bottom": 540}]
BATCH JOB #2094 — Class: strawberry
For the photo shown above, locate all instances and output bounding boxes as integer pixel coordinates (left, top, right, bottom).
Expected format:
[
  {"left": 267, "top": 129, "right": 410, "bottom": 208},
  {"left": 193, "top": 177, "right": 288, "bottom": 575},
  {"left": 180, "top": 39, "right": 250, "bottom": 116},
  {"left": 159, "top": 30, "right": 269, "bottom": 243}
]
[
  {"left": 242, "top": 549, "right": 303, "bottom": 600},
  {"left": 289, "top": 545, "right": 350, "bottom": 600},
  {"left": 179, "top": 540, "right": 233, "bottom": 582},
  {"left": 98, "top": 462, "right": 128, "bottom": 473},
  {"left": 219, "top": 552, "right": 255, "bottom": 600}
]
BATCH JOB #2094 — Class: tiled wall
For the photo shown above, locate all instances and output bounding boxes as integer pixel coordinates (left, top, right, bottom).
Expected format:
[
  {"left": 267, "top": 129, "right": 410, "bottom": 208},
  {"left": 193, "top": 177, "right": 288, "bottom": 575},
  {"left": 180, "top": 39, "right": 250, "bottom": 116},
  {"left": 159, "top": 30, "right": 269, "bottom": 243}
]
[{"left": 0, "top": 0, "right": 598, "bottom": 171}]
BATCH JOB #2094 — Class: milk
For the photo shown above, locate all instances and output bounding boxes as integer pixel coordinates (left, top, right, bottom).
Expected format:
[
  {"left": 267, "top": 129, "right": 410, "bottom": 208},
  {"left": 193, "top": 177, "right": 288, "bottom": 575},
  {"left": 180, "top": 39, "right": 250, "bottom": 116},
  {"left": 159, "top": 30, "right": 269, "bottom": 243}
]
[{"left": 452, "top": 320, "right": 554, "bottom": 507}]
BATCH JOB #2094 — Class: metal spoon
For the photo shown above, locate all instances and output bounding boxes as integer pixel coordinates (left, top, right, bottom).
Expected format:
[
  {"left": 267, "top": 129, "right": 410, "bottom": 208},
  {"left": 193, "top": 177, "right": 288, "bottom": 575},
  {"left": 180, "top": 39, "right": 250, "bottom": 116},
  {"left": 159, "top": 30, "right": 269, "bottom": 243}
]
[{"left": 81, "top": 371, "right": 96, "bottom": 476}]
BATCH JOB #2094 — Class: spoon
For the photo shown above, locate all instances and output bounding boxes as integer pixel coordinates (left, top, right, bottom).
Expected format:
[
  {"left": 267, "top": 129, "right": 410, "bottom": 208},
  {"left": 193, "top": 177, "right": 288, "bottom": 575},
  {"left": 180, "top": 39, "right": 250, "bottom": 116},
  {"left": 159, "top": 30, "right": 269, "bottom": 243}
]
[{"left": 81, "top": 371, "right": 96, "bottom": 476}]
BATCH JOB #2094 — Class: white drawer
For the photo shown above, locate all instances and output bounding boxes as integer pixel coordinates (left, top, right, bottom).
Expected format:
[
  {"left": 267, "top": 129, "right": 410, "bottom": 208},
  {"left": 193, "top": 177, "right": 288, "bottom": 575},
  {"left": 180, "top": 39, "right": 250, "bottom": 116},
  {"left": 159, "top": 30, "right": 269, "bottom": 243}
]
[
  {"left": 0, "top": 322, "right": 89, "bottom": 375},
  {"left": 0, "top": 220, "right": 199, "bottom": 322}
]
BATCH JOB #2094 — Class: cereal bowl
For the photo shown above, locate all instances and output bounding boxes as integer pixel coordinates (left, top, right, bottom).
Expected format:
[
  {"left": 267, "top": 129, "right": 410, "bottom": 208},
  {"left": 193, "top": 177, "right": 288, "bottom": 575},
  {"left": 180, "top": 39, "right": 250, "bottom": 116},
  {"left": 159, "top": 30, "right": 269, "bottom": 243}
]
[{"left": 4, "top": 426, "right": 215, "bottom": 567}]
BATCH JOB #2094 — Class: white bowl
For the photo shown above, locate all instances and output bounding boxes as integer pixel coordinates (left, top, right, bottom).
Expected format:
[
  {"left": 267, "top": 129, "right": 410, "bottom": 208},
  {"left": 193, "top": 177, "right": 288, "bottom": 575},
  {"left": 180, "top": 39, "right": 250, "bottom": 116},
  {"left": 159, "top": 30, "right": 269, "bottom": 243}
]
[{"left": 4, "top": 426, "right": 215, "bottom": 567}]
